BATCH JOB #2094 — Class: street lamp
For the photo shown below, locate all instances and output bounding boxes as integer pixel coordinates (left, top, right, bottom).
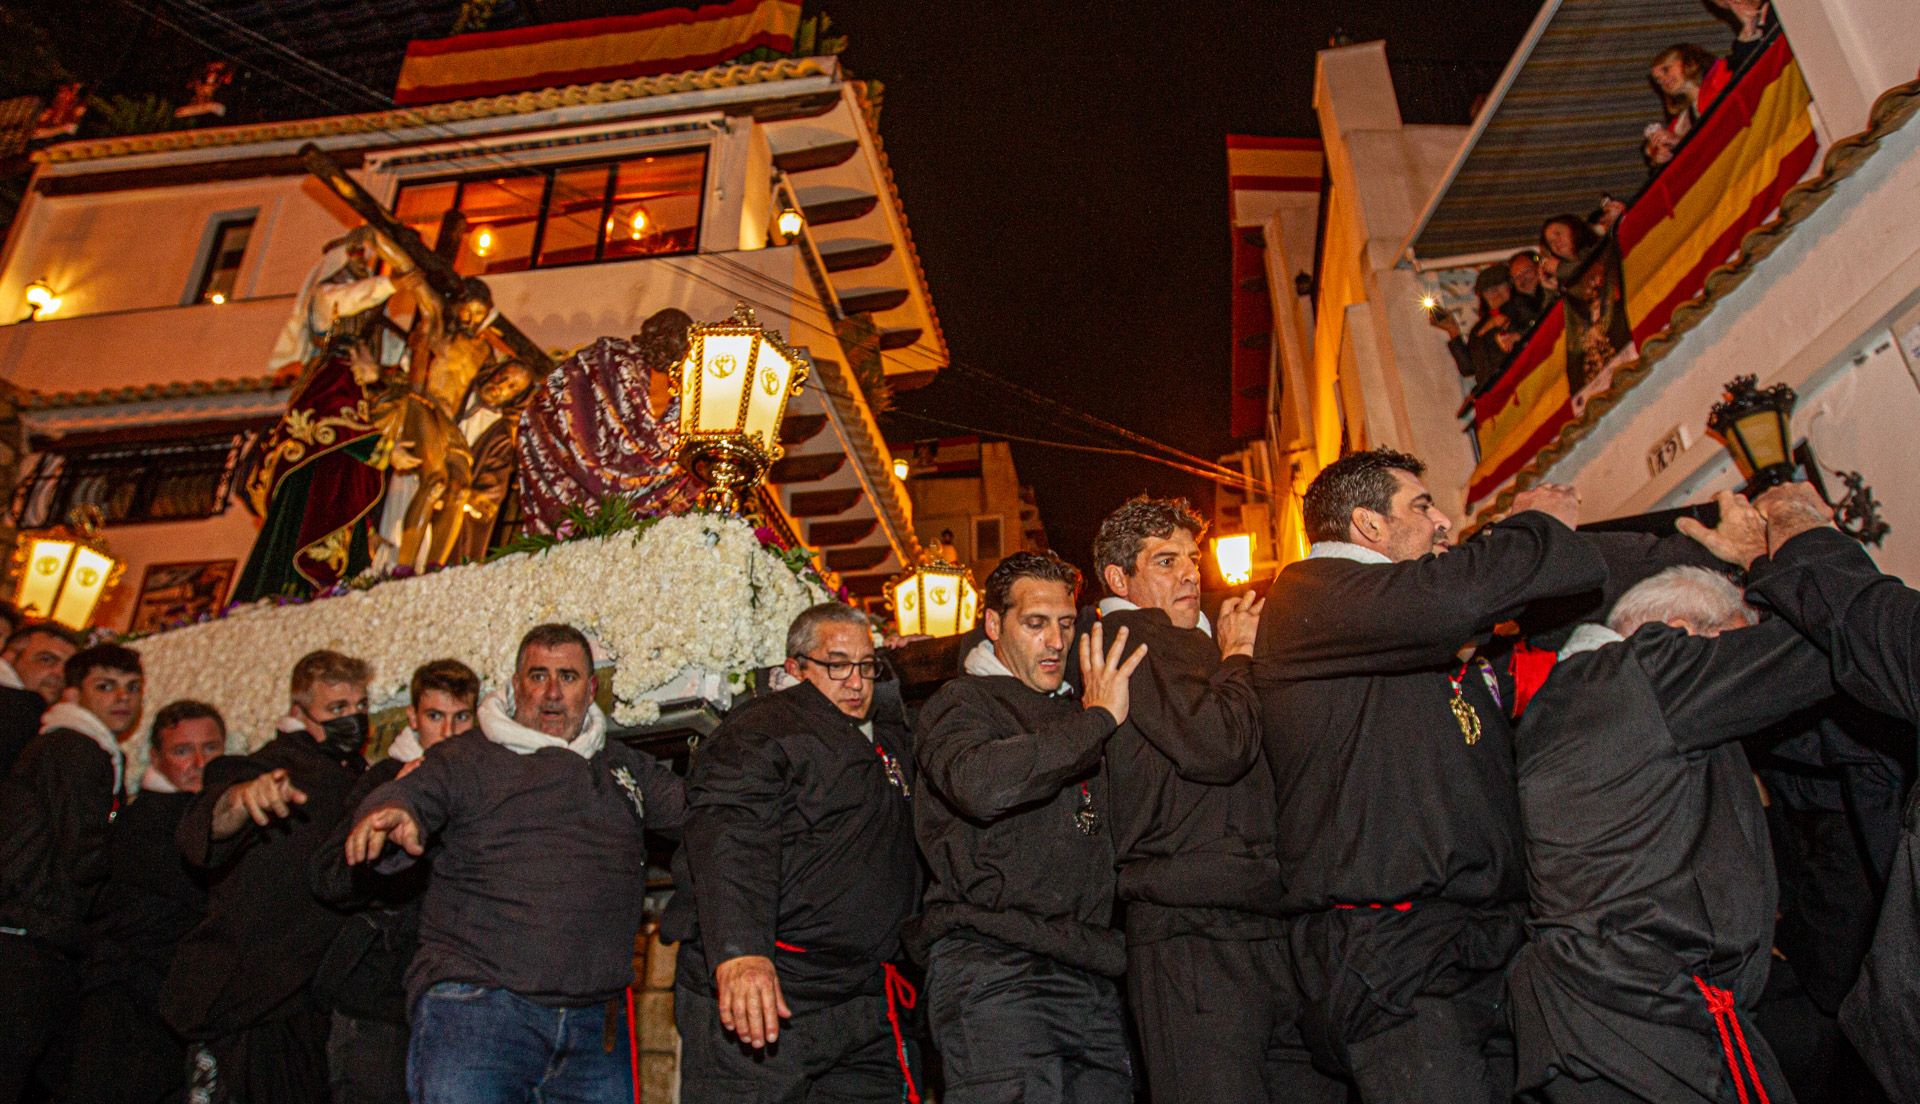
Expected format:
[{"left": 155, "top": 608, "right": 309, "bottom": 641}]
[
  {"left": 1212, "top": 532, "right": 1254, "bottom": 586},
  {"left": 669, "top": 302, "right": 810, "bottom": 514},
  {"left": 776, "top": 206, "right": 804, "bottom": 239},
  {"left": 1707, "top": 375, "right": 1887, "bottom": 545},
  {"left": 13, "top": 506, "right": 123, "bottom": 631},
  {"left": 888, "top": 561, "right": 978, "bottom": 638},
  {"left": 23, "top": 280, "right": 61, "bottom": 321}
]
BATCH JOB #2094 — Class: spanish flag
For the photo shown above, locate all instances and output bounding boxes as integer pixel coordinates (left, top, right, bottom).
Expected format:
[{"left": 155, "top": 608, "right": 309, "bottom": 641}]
[
  {"left": 1467, "top": 36, "right": 1817, "bottom": 506},
  {"left": 394, "top": 0, "right": 803, "bottom": 106}
]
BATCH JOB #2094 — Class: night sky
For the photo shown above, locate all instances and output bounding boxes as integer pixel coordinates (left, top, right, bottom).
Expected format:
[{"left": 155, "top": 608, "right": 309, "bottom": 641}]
[
  {"left": 819, "top": 1, "right": 1541, "bottom": 574},
  {"left": 8, "top": 0, "right": 1542, "bottom": 576}
]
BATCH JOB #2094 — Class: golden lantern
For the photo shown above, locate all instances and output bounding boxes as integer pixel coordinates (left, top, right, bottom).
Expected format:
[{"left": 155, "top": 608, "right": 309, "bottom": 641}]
[
  {"left": 1707, "top": 375, "right": 1797, "bottom": 492},
  {"left": 14, "top": 506, "right": 124, "bottom": 631},
  {"left": 1212, "top": 532, "right": 1254, "bottom": 586},
  {"left": 669, "top": 302, "right": 810, "bottom": 513},
  {"left": 24, "top": 280, "right": 61, "bottom": 320},
  {"left": 888, "top": 561, "right": 979, "bottom": 638},
  {"left": 776, "top": 206, "right": 804, "bottom": 238}
]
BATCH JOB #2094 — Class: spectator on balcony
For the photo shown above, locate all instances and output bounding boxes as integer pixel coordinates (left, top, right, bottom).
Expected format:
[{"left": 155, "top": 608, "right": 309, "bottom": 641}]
[
  {"left": 1432, "top": 266, "right": 1524, "bottom": 391},
  {"left": 1650, "top": 44, "right": 1731, "bottom": 143},
  {"left": 1710, "top": 0, "right": 1777, "bottom": 73},
  {"left": 1643, "top": 122, "right": 1682, "bottom": 172},
  {"left": 1538, "top": 214, "right": 1604, "bottom": 293},
  {"left": 1506, "top": 251, "right": 1550, "bottom": 331}
]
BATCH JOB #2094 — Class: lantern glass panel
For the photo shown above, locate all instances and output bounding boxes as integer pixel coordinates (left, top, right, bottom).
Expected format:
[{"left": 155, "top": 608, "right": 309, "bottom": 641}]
[
  {"left": 1214, "top": 533, "right": 1254, "bottom": 584},
  {"left": 691, "top": 333, "right": 756, "bottom": 436},
  {"left": 1731, "top": 408, "right": 1790, "bottom": 478},
  {"left": 16, "top": 538, "right": 73, "bottom": 620},
  {"left": 50, "top": 545, "right": 114, "bottom": 630},
  {"left": 925, "top": 573, "right": 961, "bottom": 638},
  {"left": 742, "top": 341, "right": 797, "bottom": 452},
  {"left": 891, "top": 575, "right": 923, "bottom": 636},
  {"left": 958, "top": 581, "right": 978, "bottom": 631}
]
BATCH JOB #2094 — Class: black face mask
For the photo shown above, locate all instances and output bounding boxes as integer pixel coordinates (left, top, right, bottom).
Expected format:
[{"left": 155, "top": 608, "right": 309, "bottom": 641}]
[{"left": 318, "top": 712, "right": 370, "bottom": 756}]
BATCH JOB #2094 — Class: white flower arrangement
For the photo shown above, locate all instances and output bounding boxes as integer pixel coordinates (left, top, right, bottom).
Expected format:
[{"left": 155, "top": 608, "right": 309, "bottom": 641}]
[{"left": 123, "top": 513, "right": 831, "bottom": 789}]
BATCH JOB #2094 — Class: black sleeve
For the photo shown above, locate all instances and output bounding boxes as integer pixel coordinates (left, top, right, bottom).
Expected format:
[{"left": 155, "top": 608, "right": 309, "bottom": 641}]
[
  {"left": 1630, "top": 619, "right": 1837, "bottom": 751},
  {"left": 41, "top": 737, "right": 116, "bottom": 907},
  {"left": 1447, "top": 335, "right": 1473, "bottom": 378},
  {"left": 355, "top": 751, "right": 462, "bottom": 876},
  {"left": 175, "top": 754, "right": 269, "bottom": 871},
  {"left": 682, "top": 724, "right": 785, "bottom": 967},
  {"left": 1122, "top": 644, "right": 1261, "bottom": 786},
  {"left": 1748, "top": 527, "right": 1920, "bottom": 725},
  {"left": 916, "top": 686, "right": 1117, "bottom": 821},
  {"left": 1260, "top": 511, "right": 1609, "bottom": 677},
  {"left": 307, "top": 762, "right": 402, "bottom": 908},
  {"left": 1521, "top": 529, "right": 1730, "bottom": 637},
  {"left": 637, "top": 749, "right": 687, "bottom": 836}
]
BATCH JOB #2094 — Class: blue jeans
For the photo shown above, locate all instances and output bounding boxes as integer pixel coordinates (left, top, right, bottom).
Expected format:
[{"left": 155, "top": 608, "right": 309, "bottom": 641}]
[{"left": 408, "top": 982, "right": 632, "bottom": 1104}]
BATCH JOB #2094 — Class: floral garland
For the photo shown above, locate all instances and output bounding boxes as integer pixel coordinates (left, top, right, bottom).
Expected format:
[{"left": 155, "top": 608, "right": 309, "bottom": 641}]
[{"left": 123, "top": 511, "right": 832, "bottom": 788}]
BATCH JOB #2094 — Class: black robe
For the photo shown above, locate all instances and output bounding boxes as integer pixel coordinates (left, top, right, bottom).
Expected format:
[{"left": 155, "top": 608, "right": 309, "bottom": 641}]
[
  {"left": 0, "top": 728, "right": 120, "bottom": 953},
  {"left": 0, "top": 684, "right": 46, "bottom": 782},
  {"left": 1102, "top": 605, "right": 1276, "bottom": 941},
  {"left": 910, "top": 675, "right": 1123, "bottom": 975},
  {"left": 161, "top": 732, "right": 364, "bottom": 1041},
  {"left": 664, "top": 680, "right": 920, "bottom": 1012},
  {"left": 1510, "top": 619, "right": 1834, "bottom": 1100},
  {"left": 1253, "top": 511, "right": 1608, "bottom": 912},
  {"left": 1746, "top": 526, "right": 1920, "bottom": 1102}
]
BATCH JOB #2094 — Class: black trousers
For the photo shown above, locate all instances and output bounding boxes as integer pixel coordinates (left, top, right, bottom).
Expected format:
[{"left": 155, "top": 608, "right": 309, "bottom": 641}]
[
  {"left": 202, "top": 1009, "right": 330, "bottom": 1104},
  {"left": 676, "top": 986, "right": 912, "bottom": 1104},
  {"left": 325, "top": 1013, "right": 406, "bottom": 1104},
  {"left": 66, "top": 983, "right": 189, "bottom": 1104},
  {"left": 0, "top": 936, "right": 79, "bottom": 1104},
  {"left": 1126, "top": 935, "right": 1345, "bottom": 1104},
  {"left": 1285, "top": 903, "right": 1523, "bottom": 1104},
  {"left": 925, "top": 934, "right": 1130, "bottom": 1104}
]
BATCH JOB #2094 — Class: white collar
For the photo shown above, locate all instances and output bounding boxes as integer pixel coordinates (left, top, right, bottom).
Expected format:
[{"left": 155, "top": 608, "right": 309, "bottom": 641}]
[
  {"left": 477, "top": 691, "right": 607, "bottom": 759},
  {"left": 1306, "top": 541, "right": 1393, "bottom": 565},
  {"left": 1558, "top": 622, "right": 1625, "bottom": 660},
  {"left": 41, "top": 701, "right": 124, "bottom": 781},
  {"left": 0, "top": 658, "right": 23, "bottom": 692},
  {"left": 964, "top": 639, "right": 1075, "bottom": 697},
  {"left": 387, "top": 727, "right": 425, "bottom": 763},
  {"left": 1096, "top": 595, "right": 1213, "bottom": 637},
  {"left": 138, "top": 765, "right": 179, "bottom": 794}
]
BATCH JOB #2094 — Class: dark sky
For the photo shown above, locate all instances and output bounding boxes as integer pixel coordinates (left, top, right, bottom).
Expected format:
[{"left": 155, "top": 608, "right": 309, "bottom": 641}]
[
  {"left": 8, "top": 0, "right": 1541, "bottom": 576},
  {"left": 819, "top": 1, "right": 1540, "bottom": 574}
]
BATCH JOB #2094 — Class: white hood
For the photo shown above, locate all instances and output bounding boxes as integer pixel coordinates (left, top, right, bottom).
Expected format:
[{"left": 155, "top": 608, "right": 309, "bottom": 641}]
[{"left": 477, "top": 691, "right": 607, "bottom": 759}]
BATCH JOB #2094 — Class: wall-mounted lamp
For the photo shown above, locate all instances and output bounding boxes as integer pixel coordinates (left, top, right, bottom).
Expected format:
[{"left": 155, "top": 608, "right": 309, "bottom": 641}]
[
  {"left": 23, "top": 280, "right": 61, "bottom": 321},
  {"left": 776, "top": 206, "right": 804, "bottom": 239},
  {"left": 891, "top": 457, "right": 910, "bottom": 480},
  {"left": 1707, "top": 375, "right": 1888, "bottom": 546}
]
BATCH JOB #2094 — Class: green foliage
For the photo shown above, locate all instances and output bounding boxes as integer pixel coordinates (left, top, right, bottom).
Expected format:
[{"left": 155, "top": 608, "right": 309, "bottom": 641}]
[
  {"left": 84, "top": 94, "right": 178, "bottom": 138},
  {"left": 487, "top": 495, "right": 658, "bottom": 561}
]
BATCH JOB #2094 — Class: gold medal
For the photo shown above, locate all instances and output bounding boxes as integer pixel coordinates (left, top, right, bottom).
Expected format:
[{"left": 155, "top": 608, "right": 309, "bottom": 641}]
[{"left": 1450, "top": 689, "right": 1482, "bottom": 746}]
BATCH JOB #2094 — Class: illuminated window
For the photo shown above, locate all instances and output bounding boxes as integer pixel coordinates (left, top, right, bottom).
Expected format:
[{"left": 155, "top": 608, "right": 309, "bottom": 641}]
[
  {"left": 190, "top": 215, "right": 255, "bottom": 304},
  {"left": 393, "top": 148, "right": 708, "bottom": 276}
]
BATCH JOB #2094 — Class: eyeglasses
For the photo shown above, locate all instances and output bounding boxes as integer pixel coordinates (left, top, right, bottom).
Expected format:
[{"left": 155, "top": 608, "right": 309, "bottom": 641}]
[{"left": 792, "top": 655, "right": 883, "bottom": 681}]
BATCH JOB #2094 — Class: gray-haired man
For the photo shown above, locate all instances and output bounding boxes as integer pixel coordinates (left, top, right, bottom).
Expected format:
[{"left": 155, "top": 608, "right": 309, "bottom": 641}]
[
  {"left": 1512, "top": 534, "right": 1836, "bottom": 1104},
  {"left": 665, "top": 602, "right": 921, "bottom": 1103}
]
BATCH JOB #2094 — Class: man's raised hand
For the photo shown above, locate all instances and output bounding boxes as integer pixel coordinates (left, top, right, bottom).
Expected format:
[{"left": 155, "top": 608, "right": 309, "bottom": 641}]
[
  {"left": 1677, "top": 490, "right": 1768, "bottom": 570},
  {"left": 1216, "top": 592, "right": 1264, "bottom": 659},
  {"left": 210, "top": 768, "right": 309, "bottom": 839},
  {"left": 1510, "top": 482, "right": 1582, "bottom": 529},
  {"left": 714, "top": 955, "right": 790, "bottom": 1049},
  {"left": 1079, "top": 622, "right": 1148, "bottom": 727},
  {"left": 1754, "top": 482, "right": 1834, "bottom": 557},
  {"left": 344, "top": 805, "right": 424, "bottom": 866}
]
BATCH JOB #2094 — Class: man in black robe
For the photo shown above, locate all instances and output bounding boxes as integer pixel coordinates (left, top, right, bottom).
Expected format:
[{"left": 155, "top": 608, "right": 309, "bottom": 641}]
[
  {"left": 70, "top": 700, "right": 223, "bottom": 1104},
  {"left": 0, "top": 643, "right": 144, "bottom": 1102},
  {"left": 1091, "top": 496, "right": 1340, "bottom": 1103},
  {"left": 1512, "top": 555, "right": 1834, "bottom": 1104},
  {"left": 1742, "top": 482, "right": 1920, "bottom": 1104},
  {"left": 308, "top": 660, "right": 478, "bottom": 1104},
  {"left": 1253, "top": 448, "right": 1606, "bottom": 1102},
  {"left": 913, "top": 552, "right": 1146, "bottom": 1102},
  {"left": 0, "top": 622, "right": 78, "bottom": 781},
  {"left": 667, "top": 602, "right": 921, "bottom": 1103},
  {"left": 163, "top": 650, "right": 372, "bottom": 1104}
]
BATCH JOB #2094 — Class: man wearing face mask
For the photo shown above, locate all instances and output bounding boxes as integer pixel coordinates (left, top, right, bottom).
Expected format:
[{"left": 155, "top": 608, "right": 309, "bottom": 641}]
[
  {"left": 71, "top": 701, "right": 224, "bottom": 1104},
  {"left": 913, "top": 552, "right": 1147, "bottom": 1102},
  {"left": 163, "top": 650, "right": 372, "bottom": 1104},
  {"left": 341, "top": 624, "right": 686, "bottom": 1103},
  {"left": 1253, "top": 449, "right": 1606, "bottom": 1102},
  {"left": 309, "top": 659, "right": 479, "bottom": 1104}
]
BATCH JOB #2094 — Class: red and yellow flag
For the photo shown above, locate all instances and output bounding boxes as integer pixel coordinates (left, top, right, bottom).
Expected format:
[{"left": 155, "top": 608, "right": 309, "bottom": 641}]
[
  {"left": 1467, "top": 37, "right": 1817, "bottom": 506},
  {"left": 394, "top": 0, "right": 803, "bottom": 106}
]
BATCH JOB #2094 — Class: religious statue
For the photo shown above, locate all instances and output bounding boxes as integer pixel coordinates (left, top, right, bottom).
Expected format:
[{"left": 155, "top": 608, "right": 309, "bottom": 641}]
[
  {"left": 516, "top": 308, "right": 701, "bottom": 534},
  {"left": 448, "top": 359, "right": 539, "bottom": 563},
  {"left": 234, "top": 228, "right": 396, "bottom": 600}
]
